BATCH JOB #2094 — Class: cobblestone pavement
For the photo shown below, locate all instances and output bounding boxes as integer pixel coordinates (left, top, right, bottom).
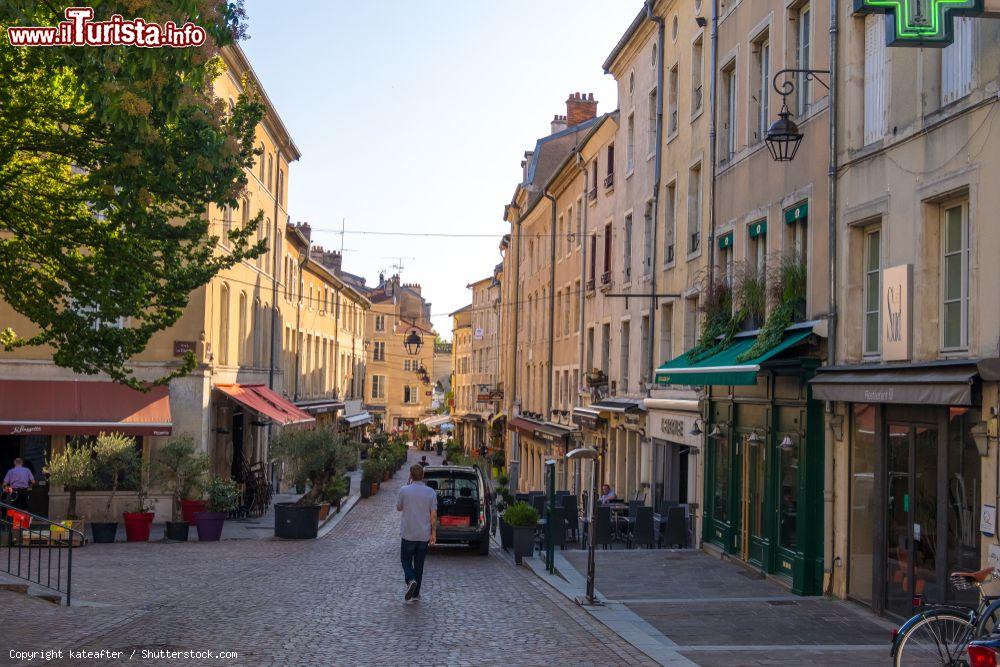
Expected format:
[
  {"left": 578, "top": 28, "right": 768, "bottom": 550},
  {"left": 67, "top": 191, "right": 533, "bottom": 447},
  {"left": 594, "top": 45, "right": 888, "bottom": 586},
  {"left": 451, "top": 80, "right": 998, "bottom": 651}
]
[
  {"left": 3, "top": 450, "right": 653, "bottom": 667},
  {"left": 561, "top": 549, "right": 897, "bottom": 666}
]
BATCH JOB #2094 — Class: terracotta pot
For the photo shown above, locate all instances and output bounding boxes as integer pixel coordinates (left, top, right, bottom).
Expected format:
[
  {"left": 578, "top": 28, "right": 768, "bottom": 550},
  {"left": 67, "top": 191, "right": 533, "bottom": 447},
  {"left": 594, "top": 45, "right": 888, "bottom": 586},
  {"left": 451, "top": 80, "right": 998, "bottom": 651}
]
[{"left": 317, "top": 502, "right": 330, "bottom": 520}]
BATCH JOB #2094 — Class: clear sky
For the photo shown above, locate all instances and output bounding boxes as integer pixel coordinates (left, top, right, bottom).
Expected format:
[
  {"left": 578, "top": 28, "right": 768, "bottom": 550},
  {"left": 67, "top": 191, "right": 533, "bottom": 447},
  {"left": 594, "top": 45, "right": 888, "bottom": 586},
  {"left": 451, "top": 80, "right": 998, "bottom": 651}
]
[{"left": 241, "top": 1, "right": 642, "bottom": 340}]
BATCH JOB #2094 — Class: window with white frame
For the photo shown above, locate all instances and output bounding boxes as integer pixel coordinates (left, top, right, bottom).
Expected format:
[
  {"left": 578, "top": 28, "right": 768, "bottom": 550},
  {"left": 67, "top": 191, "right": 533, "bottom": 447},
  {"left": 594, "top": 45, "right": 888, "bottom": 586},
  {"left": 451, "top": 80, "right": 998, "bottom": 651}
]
[
  {"left": 687, "top": 164, "right": 702, "bottom": 254},
  {"left": 941, "top": 201, "right": 969, "bottom": 350},
  {"left": 692, "top": 35, "right": 704, "bottom": 115},
  {"left": 623, "top": 213, "right": 633, "bottom": 282},
  {"left": 643, "top": 201, "right": 653, "bottom": 277},
  {"left": 942, "top": 17, "right": 974, "bottom": 106},
  {"left": 373, "top": 341, "right": 385, "bottom": 362},
  {"left": 795, "top": 3, "right": 811, "bottom": 116},
  {"left": 665, "top": 182, "right": 676, "bottom": 264},
  {"left": 648, "top": 88, "right": 658, "bottom": 155},
  {"left": 659, "top": 303, "right": 673, "bottom": 363},
  {"left": 721, "top": 61, "right": 737, "bottom": 160},
  {"left": 620, "top": 319, "right": 630, "bottom": 393},
  {"left": 626, "top": 112, "right": 635, "bottom": 172},
  {"left": 375, "top": 314, "right": 385, "bottom": 332},
  {"left": 668, "top": 64, "right": 679, "bottom": 135},
  {"left": 749, "top": 220, "right": 767, "bottom": 280},
  {"left": 683, "top": 296, "right": 699, "bottom": 351},
  {"left": 371, "top": 375, "right": 385, "bottom": 399},
  {"left": 863, "top": 226, "right": 882, "bottom": 356},
  {"left": 864, "top": 13, "right": 888, "bottom": 145},
  {"left": 751, "top": 31, "right": 770, "bottom": 143},
  {"left": 640, "top": 315, "right": 650, "bottom": 385},
  {"left": 403, "top": 358, "right": 411, "bottom": 371}
]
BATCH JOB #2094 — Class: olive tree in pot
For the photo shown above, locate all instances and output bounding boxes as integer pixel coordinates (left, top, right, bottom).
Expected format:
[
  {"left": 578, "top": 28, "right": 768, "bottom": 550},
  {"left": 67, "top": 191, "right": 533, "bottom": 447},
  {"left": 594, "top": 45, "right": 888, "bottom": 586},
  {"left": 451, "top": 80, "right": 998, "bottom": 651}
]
[
  {"left": 504, "top": 501, "right": 539, "bottom": 564},
  {"left": 91, "top": 433, "right": 140, "bottom": 544},
  {"left": 151, "top": 436, "right": 209, "bottom": 542},
  {"left": 193, "top": 476, "right": 238, "bottom": 541},
  {"left": 271, "top": 427, "right": 354, "bottom": 539},
  {"left": 44, "top": 439, "right": 95, "bottom": 538}
]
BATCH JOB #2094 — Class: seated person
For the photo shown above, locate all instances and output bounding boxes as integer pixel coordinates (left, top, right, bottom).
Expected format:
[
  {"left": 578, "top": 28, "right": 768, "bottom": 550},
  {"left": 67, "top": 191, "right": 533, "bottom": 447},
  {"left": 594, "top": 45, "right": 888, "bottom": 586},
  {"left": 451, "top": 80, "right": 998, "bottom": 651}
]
[{"left": 598, "top": 484, "right": 617, "bottom": 506}]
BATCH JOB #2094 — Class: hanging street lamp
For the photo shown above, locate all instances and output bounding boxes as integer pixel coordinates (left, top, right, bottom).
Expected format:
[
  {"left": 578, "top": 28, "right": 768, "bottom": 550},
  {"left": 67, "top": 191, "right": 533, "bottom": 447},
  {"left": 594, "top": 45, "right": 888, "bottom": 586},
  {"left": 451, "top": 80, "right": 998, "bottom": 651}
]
[
  {"left": 765, "top": 68, "right": 830, "bottom": 163},
  {"left": 403, "top": 328, "right": 423, "bottom": 356}
]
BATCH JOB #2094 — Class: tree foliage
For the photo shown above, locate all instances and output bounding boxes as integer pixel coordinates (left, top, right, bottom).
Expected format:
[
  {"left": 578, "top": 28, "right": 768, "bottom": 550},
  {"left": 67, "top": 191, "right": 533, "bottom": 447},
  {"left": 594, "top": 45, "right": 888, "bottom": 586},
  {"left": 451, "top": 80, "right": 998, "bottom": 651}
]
[
  {"left": 44, "top": 438, "right": 96, "bottom": 519},
  {"left": 0, "top": 1, "right": 265, "bottom": 387}
]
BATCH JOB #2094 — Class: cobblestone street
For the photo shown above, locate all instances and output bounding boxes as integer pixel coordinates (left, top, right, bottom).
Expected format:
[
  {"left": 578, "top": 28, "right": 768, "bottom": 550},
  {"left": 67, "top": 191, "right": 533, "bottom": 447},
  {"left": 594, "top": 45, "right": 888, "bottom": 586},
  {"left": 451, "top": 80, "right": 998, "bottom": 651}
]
[{"left": 2, "top": 451, "right": 652, "bottom": 667}]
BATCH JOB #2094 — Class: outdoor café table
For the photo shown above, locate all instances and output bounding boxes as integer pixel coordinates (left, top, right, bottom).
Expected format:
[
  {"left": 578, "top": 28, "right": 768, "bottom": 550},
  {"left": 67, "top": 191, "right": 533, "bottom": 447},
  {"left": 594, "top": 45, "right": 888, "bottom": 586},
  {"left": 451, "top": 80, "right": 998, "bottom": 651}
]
[{"left": 607, "top": 502, "right": 628, "bottom": 541}]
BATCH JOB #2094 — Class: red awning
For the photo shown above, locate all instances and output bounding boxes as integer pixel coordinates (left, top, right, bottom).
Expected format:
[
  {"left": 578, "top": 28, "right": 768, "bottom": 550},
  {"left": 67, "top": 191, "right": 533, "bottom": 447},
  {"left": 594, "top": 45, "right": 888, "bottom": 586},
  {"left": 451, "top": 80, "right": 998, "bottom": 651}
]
[
  {"left": 216, "top": 384, "right": 315, "bottom": 426},
  {"left": 0, "top": 380, "right": 172, "bottom": 436}
]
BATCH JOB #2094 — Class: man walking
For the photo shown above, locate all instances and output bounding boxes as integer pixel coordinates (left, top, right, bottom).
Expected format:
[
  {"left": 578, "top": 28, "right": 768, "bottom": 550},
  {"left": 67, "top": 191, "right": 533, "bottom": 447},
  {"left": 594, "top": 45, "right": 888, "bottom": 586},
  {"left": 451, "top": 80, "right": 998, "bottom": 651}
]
[
  {"left": 3, "top": 458, "right": 35, "bottom": 511},
  {"left": 396, "top": 463, "right": 437, "bottom": 601}
]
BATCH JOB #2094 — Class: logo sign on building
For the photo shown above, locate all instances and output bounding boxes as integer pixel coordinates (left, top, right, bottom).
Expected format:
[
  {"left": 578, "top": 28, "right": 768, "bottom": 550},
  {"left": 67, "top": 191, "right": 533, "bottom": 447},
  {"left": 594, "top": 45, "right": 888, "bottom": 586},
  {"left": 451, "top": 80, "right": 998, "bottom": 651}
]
[
  {"left": 474, "top": 327, "right": 484, "bottom": 340},
  {"left": 173, "top": 340, "right": 196, "bottom": 357},
  {"left": 854, "top": 0, "right": 986, "bottom": 47},
  {"left": 882, "top": 264, "right": 912, "bottom": 361}
]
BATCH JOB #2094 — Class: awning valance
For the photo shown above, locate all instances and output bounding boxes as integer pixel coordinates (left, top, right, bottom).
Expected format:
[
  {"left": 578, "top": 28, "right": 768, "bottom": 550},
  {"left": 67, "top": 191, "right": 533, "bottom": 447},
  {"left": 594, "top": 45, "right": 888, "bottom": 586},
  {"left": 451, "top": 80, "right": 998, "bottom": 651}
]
[
  {"left": 419, "top": 414, "right": 452, "bottom": 429},
  {"left": 296, "top": 400, "right": 344, "bottom": 415},
  {"left": 216, "top": 384, "right": 315, "bottom": 426},
  {"left": 572, "top": 406, "right": 606, "bottom": 430},
  {"left": 655, "top": 329, "right": 813, "bottom": 386},
  {"left": 0, "top": 380, "right": 172, "bottom": 437},
  {"left": 591, "top": 398, "right": 645, "bottom": 414},
  {"left": 785, "top": 200, "right": 808, "bottom": 224},
  {"left": 810, "top": 361, "right": 981, "bottom": 406},
  {"left": 749, "top": 219, "right": 767, "bottom": 238},
  {"left": 342, "top": 412, "right": 373, "bottom": 428},
  {"left": 508, "top": 415, "right": 574, "bottom": 443}
]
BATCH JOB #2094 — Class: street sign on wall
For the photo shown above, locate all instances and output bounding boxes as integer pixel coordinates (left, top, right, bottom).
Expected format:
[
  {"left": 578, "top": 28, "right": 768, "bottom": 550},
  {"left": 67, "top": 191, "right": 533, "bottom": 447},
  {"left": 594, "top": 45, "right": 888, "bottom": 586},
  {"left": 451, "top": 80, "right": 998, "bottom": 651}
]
[{"left": 854, "top": 0, "right": 986, "bottom": 47}]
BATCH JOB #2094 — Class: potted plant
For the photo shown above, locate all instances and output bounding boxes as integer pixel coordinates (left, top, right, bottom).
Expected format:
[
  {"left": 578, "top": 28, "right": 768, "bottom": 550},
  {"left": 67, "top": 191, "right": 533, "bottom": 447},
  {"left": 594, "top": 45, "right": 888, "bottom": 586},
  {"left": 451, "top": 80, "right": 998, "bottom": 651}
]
[
  {"left": 361, "top": 459, "right": 381, "bottom": 498},
  {"left": 151, "top": 436, "right": 209, "bottom": 542},
  {"left": 271, "top": 427, "right": 352, "bottom": 539},
  {"left": 44, "top": 439, "right": 95, "bottom": 534},
  {"left": 324, "top": 475, "right": 348, "bottom": 514},
  {"left": 504, "top": 501, "right": 539, "bottom": 564},
  {"left": 194, "top": 476, "right": 238, "bottom": 541},
  {"left": 123, "top": 462, "right": 155, "bottom": 542},
  {"left": 91, "top": 432, "right": 140, "bottom": 544}
]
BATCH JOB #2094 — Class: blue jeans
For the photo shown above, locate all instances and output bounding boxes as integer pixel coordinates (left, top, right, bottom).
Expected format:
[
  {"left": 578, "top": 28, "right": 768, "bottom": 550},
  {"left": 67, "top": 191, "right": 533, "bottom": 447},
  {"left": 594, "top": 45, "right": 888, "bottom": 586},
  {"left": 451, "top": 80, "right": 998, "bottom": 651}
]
[{"left": 400, "top": 539, "right": 429, "bottom": 596}]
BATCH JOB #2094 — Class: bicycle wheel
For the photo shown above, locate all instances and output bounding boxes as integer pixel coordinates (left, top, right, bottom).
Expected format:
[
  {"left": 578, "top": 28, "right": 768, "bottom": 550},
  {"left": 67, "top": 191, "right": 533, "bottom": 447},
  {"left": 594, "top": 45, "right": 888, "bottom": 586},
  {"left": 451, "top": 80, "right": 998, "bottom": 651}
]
[{"left": 895, "top": 611, "right": 976, "bottom": 666}]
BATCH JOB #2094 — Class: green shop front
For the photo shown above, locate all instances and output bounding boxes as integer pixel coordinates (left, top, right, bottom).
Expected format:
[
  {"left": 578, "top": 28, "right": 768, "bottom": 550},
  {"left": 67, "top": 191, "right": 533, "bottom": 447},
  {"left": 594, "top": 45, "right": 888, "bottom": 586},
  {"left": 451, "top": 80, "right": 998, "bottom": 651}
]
[{"left": 656, "top": 324, "right": 825, "bottom": 595}]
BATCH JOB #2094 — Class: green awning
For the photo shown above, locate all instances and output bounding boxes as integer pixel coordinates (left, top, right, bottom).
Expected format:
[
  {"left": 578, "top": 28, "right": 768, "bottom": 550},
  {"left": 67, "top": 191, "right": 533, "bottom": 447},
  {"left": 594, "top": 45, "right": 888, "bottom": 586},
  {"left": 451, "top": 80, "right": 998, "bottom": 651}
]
[
  {"left": 718, "top": 231, "right": 733, "bottom": 249},
  {"left": 748, "top": 219, "right": 767, "bottom": 238},
  {"left": 784, "top": 201, "right": 808, "bottom": 224},
  {"left": 655, "top": 329, "right": 814, "bottom": 386}
]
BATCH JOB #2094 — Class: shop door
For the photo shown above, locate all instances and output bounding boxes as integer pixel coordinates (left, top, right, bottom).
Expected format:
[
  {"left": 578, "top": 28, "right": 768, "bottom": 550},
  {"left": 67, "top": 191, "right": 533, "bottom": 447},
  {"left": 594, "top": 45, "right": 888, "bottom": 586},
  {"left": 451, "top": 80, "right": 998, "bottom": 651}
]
[
  {"left": 744, "top": 434, "right": 768, "bottom": 568},
  {"left": 885, "top": 422, "right": 939, "bottom": 618}
]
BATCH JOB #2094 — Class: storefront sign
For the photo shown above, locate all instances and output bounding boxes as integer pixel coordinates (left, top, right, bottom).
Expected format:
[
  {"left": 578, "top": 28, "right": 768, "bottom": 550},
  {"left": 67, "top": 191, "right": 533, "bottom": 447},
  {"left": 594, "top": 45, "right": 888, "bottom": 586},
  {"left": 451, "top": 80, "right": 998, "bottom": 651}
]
[
  {"left": 982, "top": 504, "right": 996, "bottom": 537},
  {"left": 854, "top": 0, "right": 986, "bottom": 47},
  {"left": 882, "top": 264, "right": 911, "bottom": 361},
  {"left": 647, "top": 410, "right": 700, "bottom": 447},
  {"left": 173, "top": 340, "right": 196, "bottom": 357}
]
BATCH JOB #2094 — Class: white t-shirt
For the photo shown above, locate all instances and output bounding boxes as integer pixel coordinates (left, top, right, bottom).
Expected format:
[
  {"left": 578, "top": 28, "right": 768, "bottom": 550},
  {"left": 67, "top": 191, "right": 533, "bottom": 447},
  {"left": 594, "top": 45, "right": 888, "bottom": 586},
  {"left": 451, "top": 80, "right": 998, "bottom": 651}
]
[{"left": 397, "top": 481, "right": 437, "bottom": 542}]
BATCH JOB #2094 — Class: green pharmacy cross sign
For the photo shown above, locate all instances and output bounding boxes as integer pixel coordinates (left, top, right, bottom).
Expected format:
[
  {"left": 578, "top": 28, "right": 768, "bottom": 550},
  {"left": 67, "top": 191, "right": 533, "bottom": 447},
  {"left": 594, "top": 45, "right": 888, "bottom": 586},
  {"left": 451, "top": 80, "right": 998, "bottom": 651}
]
[{"left": 854, "top": 0, "right": 984, "bottom": 46}]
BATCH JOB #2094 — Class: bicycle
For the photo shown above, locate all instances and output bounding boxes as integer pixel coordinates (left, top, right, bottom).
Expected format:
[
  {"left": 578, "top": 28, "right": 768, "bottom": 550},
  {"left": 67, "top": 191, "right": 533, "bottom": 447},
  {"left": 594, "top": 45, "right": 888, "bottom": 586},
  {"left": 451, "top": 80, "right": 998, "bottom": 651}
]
[{"left": 892, "top": 567, "right": 1000, "bottom": 666}]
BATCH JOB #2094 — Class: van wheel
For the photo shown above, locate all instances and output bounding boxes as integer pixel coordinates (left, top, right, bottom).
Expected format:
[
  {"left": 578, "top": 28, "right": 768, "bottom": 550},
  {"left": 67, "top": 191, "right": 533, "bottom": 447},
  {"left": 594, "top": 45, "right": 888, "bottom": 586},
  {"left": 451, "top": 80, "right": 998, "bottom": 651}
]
[{"left": 475, "top": 539, "right": 490, "bottom": 555}]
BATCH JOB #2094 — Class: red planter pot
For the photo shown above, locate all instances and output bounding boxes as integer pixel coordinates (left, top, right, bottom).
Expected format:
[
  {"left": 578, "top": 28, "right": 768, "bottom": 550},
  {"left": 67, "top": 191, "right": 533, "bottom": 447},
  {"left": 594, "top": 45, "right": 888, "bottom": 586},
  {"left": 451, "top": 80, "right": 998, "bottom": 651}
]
[
  {"left": 122, "top": 512, "right": 154, "bottom": 542},
  {"left": 180, "top": 499, "right": 208, "bottom": 525}
]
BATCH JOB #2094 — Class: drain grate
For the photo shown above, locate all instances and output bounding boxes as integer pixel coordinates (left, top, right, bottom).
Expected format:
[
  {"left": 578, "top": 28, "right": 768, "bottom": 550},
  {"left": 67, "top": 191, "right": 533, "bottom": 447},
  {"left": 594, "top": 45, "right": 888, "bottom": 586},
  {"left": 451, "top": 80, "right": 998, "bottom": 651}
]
[{"left": 767, "top": 600, "right": 799, "bottom": 606}]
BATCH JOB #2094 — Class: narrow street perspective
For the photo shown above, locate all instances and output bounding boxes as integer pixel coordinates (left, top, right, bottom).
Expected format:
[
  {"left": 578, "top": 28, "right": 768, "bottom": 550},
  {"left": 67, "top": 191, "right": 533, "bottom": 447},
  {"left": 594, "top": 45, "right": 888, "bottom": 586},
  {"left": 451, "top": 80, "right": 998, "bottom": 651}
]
[{"left": 4, "top": 1, "right": 1000, "bottom": 666}]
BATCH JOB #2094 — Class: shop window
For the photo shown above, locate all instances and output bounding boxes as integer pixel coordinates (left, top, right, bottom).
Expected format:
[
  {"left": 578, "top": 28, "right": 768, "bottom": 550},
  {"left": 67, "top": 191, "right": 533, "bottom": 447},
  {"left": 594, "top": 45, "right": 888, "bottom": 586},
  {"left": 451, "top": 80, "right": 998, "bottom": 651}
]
[
  {"left": 947, "top": 407, "right": 981, "bottom": 605},
  {"left": 941, "top": 201, "right": 969, "bottom": 351}
]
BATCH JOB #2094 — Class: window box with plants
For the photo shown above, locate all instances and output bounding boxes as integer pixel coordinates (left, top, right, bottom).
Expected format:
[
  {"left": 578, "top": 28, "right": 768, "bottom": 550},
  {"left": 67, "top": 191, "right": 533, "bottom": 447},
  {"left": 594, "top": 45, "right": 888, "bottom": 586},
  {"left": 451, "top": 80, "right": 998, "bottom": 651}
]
[
  {"left": 151, "top": 436, "right": 209, "bottom": 542},
  {"left": 504, "top": 501, "right": 539, "bottom": 564}
]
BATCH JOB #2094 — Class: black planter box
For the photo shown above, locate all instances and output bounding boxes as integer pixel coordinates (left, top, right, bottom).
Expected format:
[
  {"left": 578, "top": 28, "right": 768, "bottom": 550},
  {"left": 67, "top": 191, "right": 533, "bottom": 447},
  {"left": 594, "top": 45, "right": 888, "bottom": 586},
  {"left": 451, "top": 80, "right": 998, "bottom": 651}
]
[
  {"left": 499, "top": 517, "right": 514, "bottom": 550},
  {"left": 512, "top": 525, "right": 535, "bottom": 563},
  {"left": 165, "top": 521, "right": 190, "bottom": 542},
  {"left": 91, "top": 522, "right": 117, "bottom": 544},
  {"left": 274, "top": 503, "right": 320, "bottom": 540}
]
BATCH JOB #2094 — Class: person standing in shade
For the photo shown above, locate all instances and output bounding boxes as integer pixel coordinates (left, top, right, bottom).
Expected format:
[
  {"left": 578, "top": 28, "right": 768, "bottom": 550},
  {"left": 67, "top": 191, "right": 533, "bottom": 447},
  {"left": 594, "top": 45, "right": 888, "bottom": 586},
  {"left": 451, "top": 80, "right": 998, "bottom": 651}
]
[
  {"left": 3, "top": 458, "right": 35, "bottom": 511},
  {"left": 396, "top": 464, "right": 437, "bottom": 601}
]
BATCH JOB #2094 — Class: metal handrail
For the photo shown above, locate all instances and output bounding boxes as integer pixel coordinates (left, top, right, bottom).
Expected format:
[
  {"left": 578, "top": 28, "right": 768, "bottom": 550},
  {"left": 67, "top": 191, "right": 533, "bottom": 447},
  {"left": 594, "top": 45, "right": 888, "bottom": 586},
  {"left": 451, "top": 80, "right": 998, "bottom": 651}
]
[{"left": 0, "top": 499, "right": 83, "bottom": 606}]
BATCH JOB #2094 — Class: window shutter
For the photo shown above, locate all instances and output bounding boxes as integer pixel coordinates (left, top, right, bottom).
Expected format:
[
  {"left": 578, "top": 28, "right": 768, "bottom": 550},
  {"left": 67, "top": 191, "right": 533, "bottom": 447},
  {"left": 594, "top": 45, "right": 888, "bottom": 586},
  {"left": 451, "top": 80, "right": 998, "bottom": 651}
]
[
  {"left": 864, "top": 15, "right": 888, "bottom": 145},
  {"left": 942, "top": 18, "right": 974, "bottom": 106}
]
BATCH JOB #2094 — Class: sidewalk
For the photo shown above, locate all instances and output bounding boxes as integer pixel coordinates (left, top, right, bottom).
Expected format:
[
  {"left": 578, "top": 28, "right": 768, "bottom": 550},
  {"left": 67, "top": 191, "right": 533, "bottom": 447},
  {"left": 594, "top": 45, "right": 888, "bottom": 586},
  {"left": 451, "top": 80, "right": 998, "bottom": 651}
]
[{"left": 520, "top": 548, "right": 896, "bottom": 666}]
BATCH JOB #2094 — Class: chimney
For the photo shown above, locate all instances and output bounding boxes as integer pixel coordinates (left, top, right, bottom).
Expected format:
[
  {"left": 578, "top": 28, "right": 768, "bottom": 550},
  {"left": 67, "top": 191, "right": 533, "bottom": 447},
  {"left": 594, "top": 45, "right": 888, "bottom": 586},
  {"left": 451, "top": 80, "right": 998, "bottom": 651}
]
[
  {"left": 550, "top": 114, "right": 568, "bottom": 134},
  {"left": 566, "top": 92, "right": 598, "bottom": 126},
  {"left": 297, "top": 221, "right": 311, "bottom": 242}
]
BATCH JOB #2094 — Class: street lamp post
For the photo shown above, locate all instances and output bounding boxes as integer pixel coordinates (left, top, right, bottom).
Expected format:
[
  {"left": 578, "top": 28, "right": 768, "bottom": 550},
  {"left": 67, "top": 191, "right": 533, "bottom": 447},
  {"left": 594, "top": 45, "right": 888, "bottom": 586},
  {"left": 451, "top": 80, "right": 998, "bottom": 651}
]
[
  {"left": 764, "top": 68, "right": 830, "bottom": 162},
  {"left": 403, "top": 328, "right": 423, "bottom": 356},
  {"left": 566, "top": 446, "right": 600, "bottom": 605}
]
